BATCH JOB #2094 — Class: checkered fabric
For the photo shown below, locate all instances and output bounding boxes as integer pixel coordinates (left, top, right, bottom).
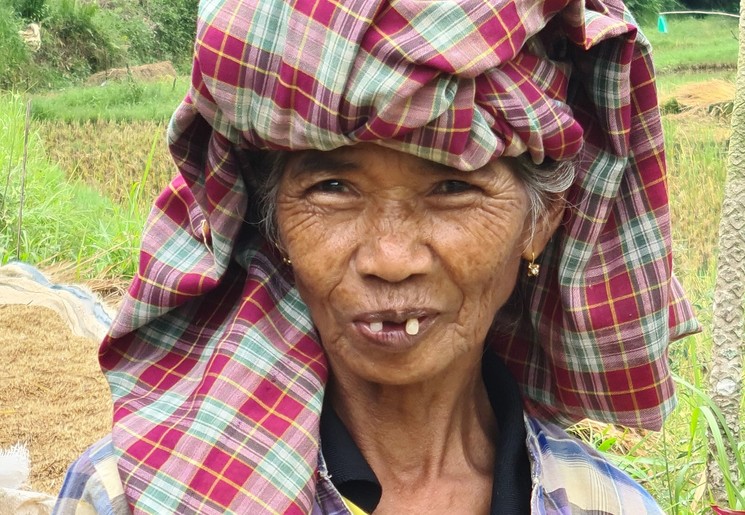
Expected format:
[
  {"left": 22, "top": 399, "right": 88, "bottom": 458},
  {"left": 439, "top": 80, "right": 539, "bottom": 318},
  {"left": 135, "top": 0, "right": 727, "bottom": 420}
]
[
  {"left": 55, "top": 416, "right": 666, "bottom": 514},
  {"left": 99, "top": 0, "right": 699, "bottom": 512}
]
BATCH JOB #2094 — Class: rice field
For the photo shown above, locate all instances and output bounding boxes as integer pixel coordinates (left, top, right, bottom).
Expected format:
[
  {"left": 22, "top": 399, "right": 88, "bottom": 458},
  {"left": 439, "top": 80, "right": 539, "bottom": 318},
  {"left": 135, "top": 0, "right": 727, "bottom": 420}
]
[{"left": 37, "top": 119, "right": 174, "bottom": 206}]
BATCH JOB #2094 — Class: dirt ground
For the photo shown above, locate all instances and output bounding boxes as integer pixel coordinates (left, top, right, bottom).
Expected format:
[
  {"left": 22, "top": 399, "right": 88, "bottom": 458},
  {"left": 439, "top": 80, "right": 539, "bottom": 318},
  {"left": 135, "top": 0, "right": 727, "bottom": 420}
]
[{"left": 0, "top": 304, "right": 112, "bottom": 495}]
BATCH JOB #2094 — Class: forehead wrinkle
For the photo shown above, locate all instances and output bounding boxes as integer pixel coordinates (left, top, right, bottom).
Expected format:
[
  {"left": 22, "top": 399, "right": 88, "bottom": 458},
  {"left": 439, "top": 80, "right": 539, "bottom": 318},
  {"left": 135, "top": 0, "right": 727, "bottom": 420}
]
[
  {"left": 417, "top": 156, "right": 506, "bottom": 184},
  {"left": 418, "top": 158, "right": 459, "bottom": 176},
  {"left": 287, "top": 146, "right": 506, "bottom": 187},
  {"left": 288, "top": 150, "right": 360, "bottom": 178}
]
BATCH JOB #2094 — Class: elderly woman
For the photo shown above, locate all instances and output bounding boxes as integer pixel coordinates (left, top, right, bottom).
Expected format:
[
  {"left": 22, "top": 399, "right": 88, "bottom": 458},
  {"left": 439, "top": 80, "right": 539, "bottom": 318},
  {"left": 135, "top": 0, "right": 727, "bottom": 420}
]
[{"left": 55, "top": 0, "right": 699, "bottom": 513}]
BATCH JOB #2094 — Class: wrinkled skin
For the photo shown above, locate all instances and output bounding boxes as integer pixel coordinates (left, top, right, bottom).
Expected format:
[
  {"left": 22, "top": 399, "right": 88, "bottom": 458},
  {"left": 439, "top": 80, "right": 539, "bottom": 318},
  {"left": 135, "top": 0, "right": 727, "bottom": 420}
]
[
  {"left": 277, "top": 143, "right": 555, "bottom": 387},
  {"left": 276, "top": 143, "right": 561, "bottom": 514}
]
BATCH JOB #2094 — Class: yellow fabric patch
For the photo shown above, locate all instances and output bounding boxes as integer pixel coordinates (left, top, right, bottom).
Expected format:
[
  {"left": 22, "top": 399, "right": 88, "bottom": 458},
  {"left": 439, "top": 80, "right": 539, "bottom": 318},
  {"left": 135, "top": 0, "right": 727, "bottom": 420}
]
[{"left": 342, "top": 495, "right": 369, "bottom": 515}]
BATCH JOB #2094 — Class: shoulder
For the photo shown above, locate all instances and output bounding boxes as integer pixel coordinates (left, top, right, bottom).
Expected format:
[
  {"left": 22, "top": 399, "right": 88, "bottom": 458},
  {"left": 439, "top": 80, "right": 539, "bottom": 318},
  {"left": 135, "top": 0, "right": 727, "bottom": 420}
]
[
  {"left": 525, "top": 416, "right": 665, "bottom": 515},
  {"left": 53, "top": 434, "right": 130, "bottom": 515}
]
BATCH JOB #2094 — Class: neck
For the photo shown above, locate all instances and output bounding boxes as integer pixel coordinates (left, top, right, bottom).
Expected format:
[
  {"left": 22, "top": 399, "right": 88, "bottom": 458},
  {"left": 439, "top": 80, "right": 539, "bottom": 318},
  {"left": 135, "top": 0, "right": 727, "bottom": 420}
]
[{"left": 328, "top": 357, "right": 497, "bottom": 485}]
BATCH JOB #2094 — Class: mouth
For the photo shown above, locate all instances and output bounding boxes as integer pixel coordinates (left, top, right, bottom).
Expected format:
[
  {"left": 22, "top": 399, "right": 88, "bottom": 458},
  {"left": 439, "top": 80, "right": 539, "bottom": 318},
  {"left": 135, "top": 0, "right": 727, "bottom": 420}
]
[
  {"left": 352, "top": 309, "right": 437, "bottom": 348},
  {"left": 367, "top": 318, "right": 420, "bottom": 335}
]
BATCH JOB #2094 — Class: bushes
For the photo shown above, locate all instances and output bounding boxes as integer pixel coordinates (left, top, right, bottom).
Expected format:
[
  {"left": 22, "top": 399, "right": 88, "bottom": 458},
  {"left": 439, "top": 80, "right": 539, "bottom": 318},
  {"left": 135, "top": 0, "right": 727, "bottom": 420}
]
[
  {"left": 679, "top": 0, "right": 739, "bottom": 12},
  {"left": 0, "top": 4, "right": 36, "bottom": 90},
  {"left": 625, "top": 0, "right": 682, "bottom": 23},
  {"left": 94, "top": 9, "right": 158, "bottom": 66},
  {"left": 2, "top": 0, "right": 197, "bottom": 90},
  {"left": 146, "top": 0, "right": 198, "bottom": 69},
  {"left": 39, "top": 0, "right": 134, "bottom": 80},
  {"left": 10, "top": 0, "right": 47, "bottom": 22}
]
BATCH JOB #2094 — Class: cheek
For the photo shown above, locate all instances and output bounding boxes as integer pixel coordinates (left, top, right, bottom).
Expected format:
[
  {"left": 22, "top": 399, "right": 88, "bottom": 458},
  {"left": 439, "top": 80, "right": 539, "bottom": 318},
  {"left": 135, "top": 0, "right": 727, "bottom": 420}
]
[
  {"left": 438, "top": 201, "right": 527, "bottom": 282},
  {"left": 276, "top": 197, "right": 355, "bottom": 317},
  {"left": 439, "top": 207, "right": 527, "bottom": 330}
]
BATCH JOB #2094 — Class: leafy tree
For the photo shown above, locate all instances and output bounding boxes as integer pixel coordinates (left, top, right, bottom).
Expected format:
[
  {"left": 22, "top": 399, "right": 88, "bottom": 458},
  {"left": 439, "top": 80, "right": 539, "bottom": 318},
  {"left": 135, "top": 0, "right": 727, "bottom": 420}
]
[
  {"left": 679, "top": 0, "right": 739, "bottom": 12},
  {"left": 625, "top": 0, "right": 681, "bottom": 23}
]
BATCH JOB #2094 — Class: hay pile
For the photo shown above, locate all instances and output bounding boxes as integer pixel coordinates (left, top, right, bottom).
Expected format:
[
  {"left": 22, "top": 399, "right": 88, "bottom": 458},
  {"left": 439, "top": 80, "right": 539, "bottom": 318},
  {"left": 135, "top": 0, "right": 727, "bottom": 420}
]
[
  {"left": 0, "top": 305, "right": 112, "bottom": 495},
  {"left": 86, "top": 61, "right": 178, "bottom": 86},
  {"left": 663, "top": 79, "right": 735, "bottom": 117}
]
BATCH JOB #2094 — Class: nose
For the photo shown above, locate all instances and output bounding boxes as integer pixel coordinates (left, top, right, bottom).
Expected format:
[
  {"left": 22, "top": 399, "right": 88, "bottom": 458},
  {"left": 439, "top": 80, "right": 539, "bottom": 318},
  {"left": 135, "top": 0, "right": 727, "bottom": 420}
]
[{"left": 354, "top": 215, "right": 434, "bottom": 283}]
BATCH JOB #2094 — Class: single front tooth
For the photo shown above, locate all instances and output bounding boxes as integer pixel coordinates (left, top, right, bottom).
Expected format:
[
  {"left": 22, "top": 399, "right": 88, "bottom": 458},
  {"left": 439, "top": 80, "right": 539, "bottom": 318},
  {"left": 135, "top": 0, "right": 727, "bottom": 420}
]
[
  {"left": 405, "top": 318, "right": 419, "bottom": 336},
  {"left": 369, "top": 321, "right": 383, "bottom": 333}
]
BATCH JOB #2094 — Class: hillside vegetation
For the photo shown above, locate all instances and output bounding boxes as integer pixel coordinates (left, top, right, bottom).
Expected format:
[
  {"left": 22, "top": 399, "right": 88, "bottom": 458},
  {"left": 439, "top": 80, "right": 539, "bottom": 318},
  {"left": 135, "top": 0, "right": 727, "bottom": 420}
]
[
  {"left": 2, "top": 0, "right": 740, "bottom": 92},
  {"left": 2, "top": 0, "right": 198, "bottom": 91}
]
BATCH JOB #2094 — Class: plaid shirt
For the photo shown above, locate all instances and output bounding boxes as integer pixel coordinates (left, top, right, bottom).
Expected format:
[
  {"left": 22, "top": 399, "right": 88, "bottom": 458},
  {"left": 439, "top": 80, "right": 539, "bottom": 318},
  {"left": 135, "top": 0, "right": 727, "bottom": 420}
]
[
  {"left": 54, "top": 416, "right": 664, "bottom": 514},
  {"left": 83, "top": 0, "right": 698, "bottom": 512}
]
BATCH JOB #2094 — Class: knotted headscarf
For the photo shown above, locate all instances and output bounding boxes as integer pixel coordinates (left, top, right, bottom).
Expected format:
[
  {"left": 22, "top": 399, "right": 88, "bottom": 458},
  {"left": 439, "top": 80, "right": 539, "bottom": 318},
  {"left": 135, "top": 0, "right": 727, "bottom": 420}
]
[{"left": 100, "top": 0, "right": 699, "bottom": 512}]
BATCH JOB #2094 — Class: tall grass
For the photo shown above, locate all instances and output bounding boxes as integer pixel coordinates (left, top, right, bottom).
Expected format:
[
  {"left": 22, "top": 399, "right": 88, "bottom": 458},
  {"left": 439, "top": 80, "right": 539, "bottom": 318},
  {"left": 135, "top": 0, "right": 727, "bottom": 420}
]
[
  {"left": 0, "top": 78, "right": 185, "bottom": 279},
  {"left": 0, "top": 93, "right": 147, "bottom": 278},
  {"left": 38, "top": 119, "right": 174, "bottom": 207}
]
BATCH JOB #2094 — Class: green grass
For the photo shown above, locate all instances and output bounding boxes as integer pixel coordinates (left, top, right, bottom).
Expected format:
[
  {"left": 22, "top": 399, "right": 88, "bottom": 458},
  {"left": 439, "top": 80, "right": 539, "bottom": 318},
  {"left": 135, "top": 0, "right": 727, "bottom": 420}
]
[
  {"left": 644, "top": 16, "right": 739, "bottom": 72},
  {"left": 31, "top": 77, "right": 189, "bottom": 122},
  {"left": 0, "top": 93, "right": 146, "bottom": 278},
  {"left": 0, "top": 77, "right": 186, "bottom": 279}
]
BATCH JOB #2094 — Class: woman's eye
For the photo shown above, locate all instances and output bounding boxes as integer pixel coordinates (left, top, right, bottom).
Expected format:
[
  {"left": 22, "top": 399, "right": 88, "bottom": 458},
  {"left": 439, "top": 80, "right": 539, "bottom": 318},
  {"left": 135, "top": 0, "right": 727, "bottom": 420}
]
[
  {"left": 309, "top": 179, "right": 348, "bottom": 193},
  {"left": 433, "top": 180, "right": 477, "bottom": 195}
]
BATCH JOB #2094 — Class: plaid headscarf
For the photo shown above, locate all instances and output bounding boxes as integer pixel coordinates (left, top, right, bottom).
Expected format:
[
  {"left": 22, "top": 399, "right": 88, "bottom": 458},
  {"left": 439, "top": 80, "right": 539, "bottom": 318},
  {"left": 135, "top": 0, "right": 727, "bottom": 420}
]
[{"left": 101, "top": 0, "right": 699, "bottom": 512}]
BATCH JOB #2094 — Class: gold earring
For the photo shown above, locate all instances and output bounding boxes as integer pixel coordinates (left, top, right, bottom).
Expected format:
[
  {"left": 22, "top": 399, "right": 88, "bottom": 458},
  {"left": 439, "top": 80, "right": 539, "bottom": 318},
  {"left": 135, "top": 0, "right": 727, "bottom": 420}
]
[
  {"left": 527, "top": 252, "right": 540, "bottom": 278},
  {"left": 282, "top": 256, "right": 292, "bottom": 266}
]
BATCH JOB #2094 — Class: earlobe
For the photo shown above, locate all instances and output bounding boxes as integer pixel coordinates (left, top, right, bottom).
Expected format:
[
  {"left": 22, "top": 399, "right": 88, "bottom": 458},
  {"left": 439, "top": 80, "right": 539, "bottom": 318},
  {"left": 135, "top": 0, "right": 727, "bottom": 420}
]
[{"left": 521, "top": 198, "right": 566, "bottom": 261}]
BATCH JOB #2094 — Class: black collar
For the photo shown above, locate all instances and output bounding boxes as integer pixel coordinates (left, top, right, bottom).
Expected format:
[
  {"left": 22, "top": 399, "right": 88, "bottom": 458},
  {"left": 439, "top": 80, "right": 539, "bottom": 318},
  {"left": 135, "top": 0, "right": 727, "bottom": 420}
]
[{"left": 320, "top": 351, "right": 531, "bottom": 514}]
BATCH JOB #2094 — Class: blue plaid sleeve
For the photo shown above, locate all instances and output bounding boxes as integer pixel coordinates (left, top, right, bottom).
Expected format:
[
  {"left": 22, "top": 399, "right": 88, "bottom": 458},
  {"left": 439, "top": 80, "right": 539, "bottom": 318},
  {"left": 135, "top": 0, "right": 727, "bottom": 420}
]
[
  {"left": 527, "top": 417, "right": 664, "bottom": 514},
  {"left": 53, "top": 434, "right": 130, "bottom": 515}
]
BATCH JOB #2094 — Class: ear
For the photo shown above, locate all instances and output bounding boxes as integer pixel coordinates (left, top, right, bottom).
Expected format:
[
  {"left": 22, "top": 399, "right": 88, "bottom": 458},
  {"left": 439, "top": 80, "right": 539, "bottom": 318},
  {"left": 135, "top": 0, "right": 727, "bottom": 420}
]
[{"left": 521, "top": 198, "right": 566, "bottom": 261}]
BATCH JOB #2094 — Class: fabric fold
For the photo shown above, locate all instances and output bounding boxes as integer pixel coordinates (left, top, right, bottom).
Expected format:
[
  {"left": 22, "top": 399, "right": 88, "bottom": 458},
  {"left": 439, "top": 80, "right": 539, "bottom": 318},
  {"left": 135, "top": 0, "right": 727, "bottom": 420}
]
[{"left": 100, "top": 0, "right": 699, "bottom": 512}]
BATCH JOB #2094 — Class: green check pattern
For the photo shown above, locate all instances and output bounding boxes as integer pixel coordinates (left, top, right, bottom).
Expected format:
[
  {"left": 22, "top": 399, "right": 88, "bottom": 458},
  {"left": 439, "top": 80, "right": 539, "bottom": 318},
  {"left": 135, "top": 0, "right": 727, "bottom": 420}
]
[{"left": 95, "top": 0, "right": 699, "bottom": 512}]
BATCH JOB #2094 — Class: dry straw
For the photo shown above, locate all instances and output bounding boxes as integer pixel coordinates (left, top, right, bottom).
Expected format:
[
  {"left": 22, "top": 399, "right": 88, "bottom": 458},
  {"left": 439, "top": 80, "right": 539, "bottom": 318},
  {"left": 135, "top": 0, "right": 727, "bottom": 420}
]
[{"left": 0, "top": 305, "right": 112, "bottom": 495}]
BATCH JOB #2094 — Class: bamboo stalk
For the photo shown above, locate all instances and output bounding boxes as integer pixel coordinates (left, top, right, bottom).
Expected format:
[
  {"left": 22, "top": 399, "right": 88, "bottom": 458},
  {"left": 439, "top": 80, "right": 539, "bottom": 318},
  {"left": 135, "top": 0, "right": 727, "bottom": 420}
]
[
  {"left": 658, "top": 10, "right": 739, "bottom": 19},
  {"left": 16, "top": 100, "right": 31, "bottom": 261},
  {"left": 1, "top": 126, "right": 15, "bottom": 215}
]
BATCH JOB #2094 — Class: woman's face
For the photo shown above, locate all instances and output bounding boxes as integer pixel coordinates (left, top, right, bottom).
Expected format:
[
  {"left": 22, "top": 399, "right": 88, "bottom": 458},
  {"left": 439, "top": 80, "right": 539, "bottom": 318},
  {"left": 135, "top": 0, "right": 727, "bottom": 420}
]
[{"left": 276, "top": 144, "right": 535, "bottom": 385}]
